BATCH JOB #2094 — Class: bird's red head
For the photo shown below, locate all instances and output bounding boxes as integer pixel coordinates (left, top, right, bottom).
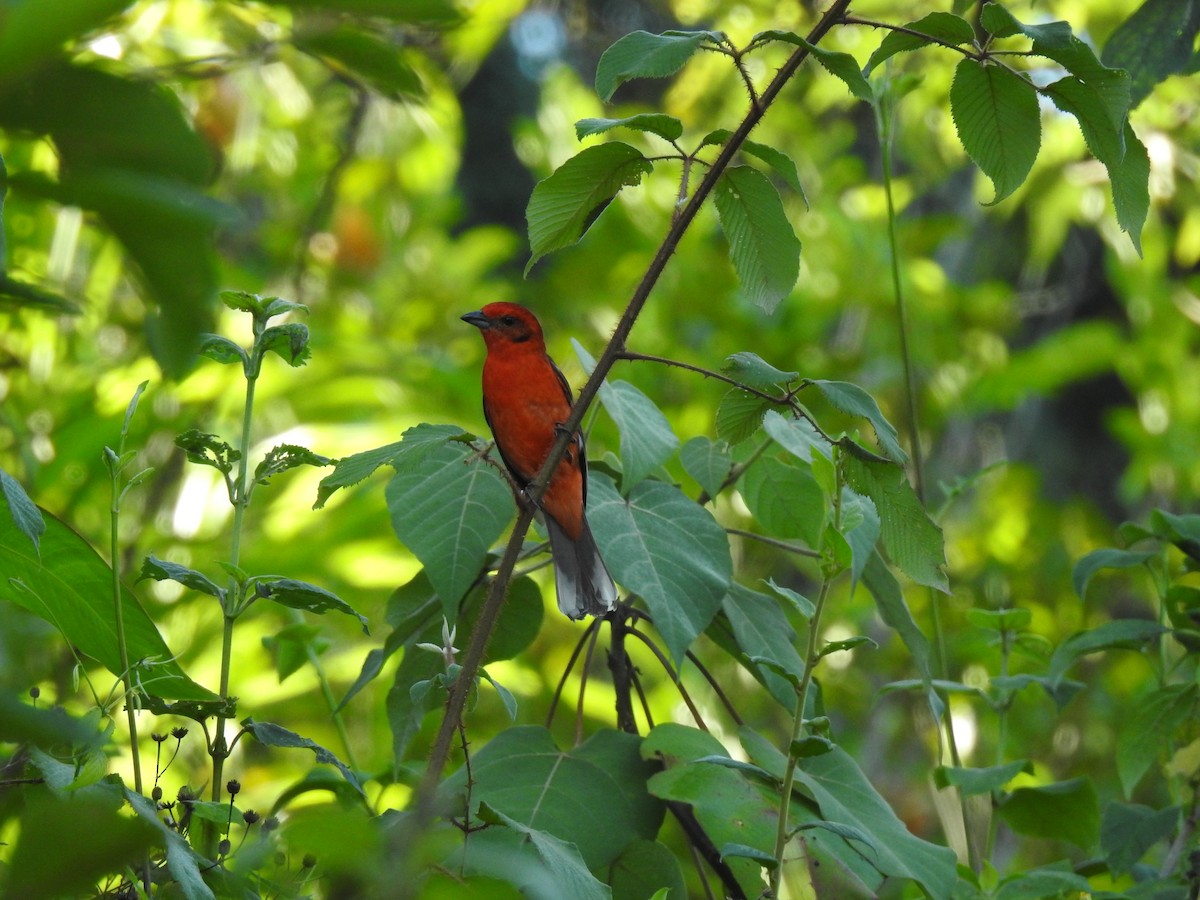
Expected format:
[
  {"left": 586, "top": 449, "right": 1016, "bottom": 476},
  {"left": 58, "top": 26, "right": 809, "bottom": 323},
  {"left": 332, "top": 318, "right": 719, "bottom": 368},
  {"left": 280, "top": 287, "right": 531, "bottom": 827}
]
[{"left": 460, "top": 302, "right": 544, "bottom": 348}]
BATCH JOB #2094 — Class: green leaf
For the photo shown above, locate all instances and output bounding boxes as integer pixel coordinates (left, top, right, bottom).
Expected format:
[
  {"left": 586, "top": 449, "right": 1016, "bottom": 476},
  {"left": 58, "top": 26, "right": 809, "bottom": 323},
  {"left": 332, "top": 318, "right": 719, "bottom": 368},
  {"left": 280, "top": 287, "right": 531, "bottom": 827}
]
[
  {"left": 702, "top": 131, "right": 806, "bottom": 196},
  {"left": 790, "top": 744, "right": 959, "bottom": 895},
  {"left": 993, "top": 865, "right": 1095, "bottom": 900},
  {"left": 198, "top": 333, "right": 247, "bottom": 367},
  {"left": 0, "top": 509, "right": 214, "bottom": 701},
  {"left": 609, "top": 839, "right": 688, "bottom": 900},
  {"left": 256, "top": 0, "right": 460, "bottom": 23},
  {"left": 386, "top": 437, "right": 515, "bottom": 618},
  {"left": 950, "top": 59, "right": 1041, "bottom": 205},
  {"left": 756, "top": 31, "right": 872, "bottom": 101},
  {"left": 253, "top": 443, "right": 331, "bottom": 487},
  {"left": 259, "top": 322, "right": 311, "bottom": 367},
  {"left": 966, "top": 607, "right": 1033, "bottom": 632},
  {"left": 841, "top": 489, "right": 881, "bottom": 588},
  {"left": 1150, "top": 509, "right": 1200, "bottom": 559},
  {"left": 0, "top": 274, "right": 81, "bottom": 314},
  {"left": 716, "top": 389, "right": 772, "bottom": 444},
  {"left": 865, "top": 12, "right": 977, "bottom": 73},
  {"left": 740, "top": 456, "right": 824, "bottom": 548},
  {"left": 126, "top": 788, "right": 215, "bottom": 900},
  {"left": 293, "top": 24, "right": 424, "bottom": 100},
  {"left": 0, "top": 0, "right": 133, "bottom": 84},
  {"left": 842, "top": 456, "right": 947, "bottom": 591},
  {"left": 1, "top": 468, "right": 45, "bottom": 556},
  {"left": 139, "top": 694, "right": 237, "bottom": 723},
  {"left": 1103, "top": 0, "right": 1200, "bottom": 107},
  {"left": 723, "top": 351, "right": 798, "bottom": 390},
  {"left": 819, "top": 635, "right": 877, "bottom": 658},
  {"left": 762, "top": 410, "right": 831, "bottom": 463},
  {"left": 642, "top": 724, "right": 777, "bottom": 896},
  {"left": 6, "top": 789, "right": 156, "bottom": 899},
  {"left": 764, "top": 578, "right": 816, "bottom": 619},
  {"left": 1047, "top": 618, "right": 1167, "bottom": 687},
  {"left": 314, "top": 436, "right": 419, "bottom": 508},
  {"left": 595, "top": 376, "right": 680, "bottom": 485},
  {"left": 862, "top": 553, "right": 939, "bottom": 717},
  {"left": 575, "top": 114, "right": 683, "bottom": 142},
  {"left": 680, "top": 436, "right": 733, "bottom": 498},
  {"left": 996, "top": 777, "right": 1100, "bottom": 850},
  {"left": 714, "top": 165, "right": 801, "bottom": 313},
  {"left": 595, "top": 30, "right": 717, "bottom": 101},
  {"left": 934, "top": 760, "right": 1032, "bottom": 796},
  {"left": 242, "top": 719, "right": 364, "bottom": 796},
  {"left": 175, "top": 429, "right": 240, "bottom": 476},
  {"left": 253, "top": 577, "right": 370, "bottom": 633},
  {"left": 444, "top": 726, "right": 664, "bottom": 870},
  {"left": 1072, "top": 548, "right": 1156, "bottom": 599},
  {"left": 808, "top": 380, "right": 906, "bottom": 463},
  {"left": 1117, "top": 683, "right": 1198, "bottom": 796},
  {"left": 1109, "top": 120, "right": 1148, "bottom": 255},
  {"left": 589, "top": 474, "right": 732, "bottom": 665},
  {"left": 721, "top": 583, "right": 807, "bottom": 705},
  {"left": 138, "top": 555, "right": 224, "bottom": 600},
  {"left": 1101, "top": 801, "right": 1180, "bottom": 875},
  {"left": 526, "top": 142, "right": 652, "bottom": 273}
]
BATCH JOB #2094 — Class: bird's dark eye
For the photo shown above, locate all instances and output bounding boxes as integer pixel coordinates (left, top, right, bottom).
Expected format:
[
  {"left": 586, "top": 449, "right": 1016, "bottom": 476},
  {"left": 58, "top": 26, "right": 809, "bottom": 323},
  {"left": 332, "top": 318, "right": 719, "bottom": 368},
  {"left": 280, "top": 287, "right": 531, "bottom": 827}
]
[{"left": 501, "top": 315, "right": 518, "bottom": 326}]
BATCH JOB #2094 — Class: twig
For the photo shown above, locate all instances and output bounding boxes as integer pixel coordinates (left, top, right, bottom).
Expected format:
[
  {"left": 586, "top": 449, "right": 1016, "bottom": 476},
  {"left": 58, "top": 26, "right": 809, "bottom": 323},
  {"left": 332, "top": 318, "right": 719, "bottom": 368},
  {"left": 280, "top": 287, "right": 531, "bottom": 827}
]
[
  {"left": 545, "top": 617, "right": 601, "bottom": 729},
  {"left": 727, "top": 527, "right": 821, "bottom": 558},
  {"left": 685, "top": 649, "right": 745, "bottom": 726},
  {"left": 624, "top": 627, "right": 707, "bottom": 731}
]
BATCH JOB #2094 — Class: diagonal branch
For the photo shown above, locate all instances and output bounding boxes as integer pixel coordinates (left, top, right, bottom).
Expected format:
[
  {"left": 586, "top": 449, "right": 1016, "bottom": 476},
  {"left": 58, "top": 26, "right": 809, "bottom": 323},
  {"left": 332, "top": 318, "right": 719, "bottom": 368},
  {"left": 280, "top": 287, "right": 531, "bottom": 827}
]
[{"left": 415, "top": 0, "right": 854, "bottom": 822}]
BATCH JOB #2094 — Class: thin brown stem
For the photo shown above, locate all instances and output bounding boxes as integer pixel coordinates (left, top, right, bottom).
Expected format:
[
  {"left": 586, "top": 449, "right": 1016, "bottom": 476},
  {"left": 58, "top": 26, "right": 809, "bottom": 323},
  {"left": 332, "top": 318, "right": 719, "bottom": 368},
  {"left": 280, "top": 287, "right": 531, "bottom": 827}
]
[
  {"left": 545, "top": 617, "right": 602, "bottom": 730},
  {"left": 727, "top": 527, "right": 822, "bottom": 558},
  {"left": 685, "top": 650, "right": 744, "bottom": 726},
  {"left": 624, "top": 627, "right": 707, "bottom": 731}
]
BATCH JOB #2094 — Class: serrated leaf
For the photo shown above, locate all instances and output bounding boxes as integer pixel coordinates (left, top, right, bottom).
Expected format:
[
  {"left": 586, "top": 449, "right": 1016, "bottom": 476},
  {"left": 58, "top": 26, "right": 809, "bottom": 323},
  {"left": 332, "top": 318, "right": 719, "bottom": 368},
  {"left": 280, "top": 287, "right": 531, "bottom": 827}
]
[
  {"left": 589, "top": 474, "right": 731, "bottom": 665},
  {"left": 950, "top": 59, "right": 1041, "bottom": 205},
  {"left": 1, "top": 468, "right": 44, "bottom": 556},
  {"left": 865, "top": 12, "right": 977, "bottom": 73},
  {"left": 175, "top": 429, "right": 239, "bottom": 475},
  {"left": 260, "top": 322, "right": 311, "bottom": 366},
  {"left": 808, "top": 380, "right": 906, "bottom": 463},
  {"left": 140, "top": 694, "right": 237, "bottom": 722},
  {"left": 723, "top": 351, "right": 797, "bottom": 390},
  {"left": 138, "top": 555, "right": 224, "bottom": 600},
  {"left": 762, "top": 410, "right": 831, "bottom": 463},
  {"left": 757, "top": 31, "right": 872, "bottom": 101},
  {"left": 126, "top": 789, "right": 215, "bottom": 900},
  {"left": 721, "top": 583, "right": 807, "bottom": 705},
  {"left": 575, "top": 114, "right": 683, "bottom": 142},
  {"left": 253, "top": 443, "right": 331, "bottom": 487},
  {"left": 862, "top": 553, "right": 939, "bottom": 718},
  {"left": 1110, "top": 122, "right": 1149, "bottom": 254},
  {"left": 714, "top": 166, "right": 801, "bottom": 312},
  {"left": 595, "top": 30, "right": 717, "bottom": 101},
  {"left": 702, "top": 130, "right": 805, "bottom": 196},
  {"left": 1044, "top": 76, "right": 1128, "bottom": 170},
  {"left": 315, "top": 424, "right": 466, "bottom": 508},
  {"left": 842, "top": 456, "right": 946, "bottom": 591},
  {"left": 197, "top": 333, "right": 247, "bottom": 367},
  {"left": 253, "top": 577, "right": 369, "bottom": 633},
  {"left": 680, "top": 436, "right": 733, "bottom": 498},
  {"left": 716, "top": 389, "right": 772, "bottom": 444},
  {"left": 219, "top": 290, "right": 265, "bottom": 314},
  {"left": 1102, "top": 0, "right": 1200, "bottom": 107},
  {"left": 386, "top": 438, "right": 515, "bottom": 618},
  {"left": 526, "top": 142, "right": 652, "bottom": 272}
]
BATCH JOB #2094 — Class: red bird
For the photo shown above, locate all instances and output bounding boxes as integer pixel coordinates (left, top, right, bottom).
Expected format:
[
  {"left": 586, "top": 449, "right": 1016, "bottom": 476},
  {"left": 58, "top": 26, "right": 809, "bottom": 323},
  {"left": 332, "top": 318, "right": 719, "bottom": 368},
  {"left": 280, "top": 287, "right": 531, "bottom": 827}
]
[{"left": 461, "top": 302, "right": 617, "bottom": 620}]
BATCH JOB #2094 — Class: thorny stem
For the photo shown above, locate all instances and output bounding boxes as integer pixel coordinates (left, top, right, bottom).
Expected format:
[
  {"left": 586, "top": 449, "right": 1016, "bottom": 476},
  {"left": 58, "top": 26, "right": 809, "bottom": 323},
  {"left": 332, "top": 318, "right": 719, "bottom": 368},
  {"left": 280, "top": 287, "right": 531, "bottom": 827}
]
[{"left": 415, "top": 0, "right": 854, "bottom": 823}]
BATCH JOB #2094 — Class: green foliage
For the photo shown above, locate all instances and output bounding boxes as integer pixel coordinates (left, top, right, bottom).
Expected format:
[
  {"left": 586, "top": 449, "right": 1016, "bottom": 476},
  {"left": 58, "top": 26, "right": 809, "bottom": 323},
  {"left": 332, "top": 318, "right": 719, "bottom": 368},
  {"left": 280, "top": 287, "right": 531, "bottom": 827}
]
[{"left": 1, "top": 0, "right": 1198, "bottom": 896}]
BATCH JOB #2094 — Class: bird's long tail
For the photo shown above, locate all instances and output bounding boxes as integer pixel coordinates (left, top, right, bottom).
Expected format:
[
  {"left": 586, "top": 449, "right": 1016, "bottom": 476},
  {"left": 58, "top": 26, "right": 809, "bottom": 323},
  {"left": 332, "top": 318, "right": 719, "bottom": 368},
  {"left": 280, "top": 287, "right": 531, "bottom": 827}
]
[{"left": 544, "top": 516, "right": 617, "bottom": 620}]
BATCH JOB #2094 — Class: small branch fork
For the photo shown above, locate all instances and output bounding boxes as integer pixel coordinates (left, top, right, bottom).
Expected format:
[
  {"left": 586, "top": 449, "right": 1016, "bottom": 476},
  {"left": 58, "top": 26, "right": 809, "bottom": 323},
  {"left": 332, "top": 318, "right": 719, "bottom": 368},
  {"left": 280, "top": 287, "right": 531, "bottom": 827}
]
[{"left": 414, "top": 0, "right": 854, "bottom": 823}]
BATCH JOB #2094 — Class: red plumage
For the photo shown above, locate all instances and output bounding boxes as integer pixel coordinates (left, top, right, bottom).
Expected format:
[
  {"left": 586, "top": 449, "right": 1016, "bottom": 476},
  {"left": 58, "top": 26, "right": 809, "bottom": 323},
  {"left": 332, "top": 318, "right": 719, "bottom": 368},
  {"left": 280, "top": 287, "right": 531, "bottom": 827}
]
[{"left": 461, "top": 302, "right": 617, "bottom": 620}]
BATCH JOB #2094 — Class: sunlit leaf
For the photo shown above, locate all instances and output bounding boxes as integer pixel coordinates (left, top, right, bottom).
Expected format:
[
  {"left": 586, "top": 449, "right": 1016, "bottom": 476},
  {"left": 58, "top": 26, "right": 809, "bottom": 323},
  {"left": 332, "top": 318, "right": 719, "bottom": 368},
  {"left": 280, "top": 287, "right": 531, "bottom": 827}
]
[
  {"left": 595, "top": 30, "right": 719, "bottom": 101},
  {"left": 242, "top": 719, "right": 364, "bottom": 796},
  {"left": 996, "top": 777, "right": 1100, "bottom": 850},
  {"left": 1102, "top": 0, "right": 1200, "bottom": 107},
  {"left": 575, "top": 114, "right": 683, "bottom": 142},
  {"left": 1, "top": 468, "right": 44, "bottom": 556},
  {"left": 714, "top": 165, "right": 801, "bottom": 312},
  {"left": 865, "top": 12, "right": 976, "bottom": 73}
]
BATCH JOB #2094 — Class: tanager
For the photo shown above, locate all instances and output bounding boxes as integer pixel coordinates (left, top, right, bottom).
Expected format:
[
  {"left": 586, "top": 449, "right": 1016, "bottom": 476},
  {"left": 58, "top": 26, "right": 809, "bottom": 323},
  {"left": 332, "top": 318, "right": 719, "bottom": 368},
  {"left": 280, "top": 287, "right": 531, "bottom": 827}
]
[{"left": 461, "top": 302, "right": 617, "bottom": 620}]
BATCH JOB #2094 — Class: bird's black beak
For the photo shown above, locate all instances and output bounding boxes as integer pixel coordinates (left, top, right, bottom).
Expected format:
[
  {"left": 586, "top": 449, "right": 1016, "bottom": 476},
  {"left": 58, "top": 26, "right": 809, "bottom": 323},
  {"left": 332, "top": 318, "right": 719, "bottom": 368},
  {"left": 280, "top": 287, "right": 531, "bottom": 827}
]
[{"left": 461, "top": 310, "right": 490, "bottom": 329}]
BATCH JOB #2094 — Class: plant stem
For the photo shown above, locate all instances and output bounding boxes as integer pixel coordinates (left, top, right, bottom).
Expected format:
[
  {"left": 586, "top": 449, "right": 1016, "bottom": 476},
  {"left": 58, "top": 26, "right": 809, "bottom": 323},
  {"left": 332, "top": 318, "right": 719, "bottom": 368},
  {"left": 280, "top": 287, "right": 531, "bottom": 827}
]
[
  {"left": 211, "top": 361, "right": 259, "bottom": 806},
  {"left": 110, "top": 503, "right": 143, "bottom": 797}
]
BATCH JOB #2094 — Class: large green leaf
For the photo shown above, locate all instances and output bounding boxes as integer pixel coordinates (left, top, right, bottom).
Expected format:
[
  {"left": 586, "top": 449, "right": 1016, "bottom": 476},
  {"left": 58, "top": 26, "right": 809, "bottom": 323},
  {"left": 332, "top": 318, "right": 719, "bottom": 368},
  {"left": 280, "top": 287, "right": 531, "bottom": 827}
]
[
  {"left": 950, "top": 58, "right": 1041, "bottom": 205},
  {"left": 720, "top": 583, "right": 807, "bottom": 706},
  {"left": 1103, "top": 0, "right": 1200, "bottom": 107},
  {"left": 740, "top": 455, "right": 824, "bottom": 548},
  {"left": 1110, "top": 122, "right": 1150, "bottom": 254},
  {"left": 443, "top": 726, "right": 664, "bottom": 870},
  {"left": 0, "top": 508, "right": 214, "bottom": 701},
  {"left": 126, "top": 789, "right": 215, "bottom": 900},
  {"left": 1046, "top": 618, "right": 1166, "bottom": 688},
  {"left": 862, "top": 552, "right": 938, "bottom": 715},
  {"left": 679, "top": 436, "right": 733, "bottom": 498},
  {"left": 473, "top": 806, "right": 612, "bottom": 900},
  {"left": 595, "top": 30, "right": 718, "bottom": 101},
  {"left": 595, "top": 378, "right": 680, "bottom": 485},
  {"left": 526, "top": 142, "right": 652, "bottom": 272},
  {"left": 1100, "top": 801, "right": 1180, "bottom": 875},
  {"left": 1071, "top": 547, "right": 1157, "bottom": 599},
  {"left": 864, "top": 12, "right": 976, "bottom": 73},
  {"left": 608, "top": 839, "right": 688, "bottom": 900},
  {"left": 808, "top": 380, "right": 906, "bottom": 464},
  {"left": 589, "top": 474, "right": 732, "bottom": 664},
  {"left": 1116, "top": 683, "right": 1198, "bottom": 796},
  {"left": 841, "top": 455, "right": 947, "bottom": 591},
  {"left": 386, "top": 436, "right": 515, "bottom": 618},
  {"left": 713, "top": 165, "right": 801, "bottom": 313},
  {"left": 293, "top": 24, "right": 423, "bottom": 100},
  {"left": 996, "top": 777, "right": 1100, "bottom": 850}
]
